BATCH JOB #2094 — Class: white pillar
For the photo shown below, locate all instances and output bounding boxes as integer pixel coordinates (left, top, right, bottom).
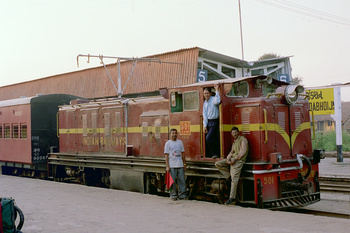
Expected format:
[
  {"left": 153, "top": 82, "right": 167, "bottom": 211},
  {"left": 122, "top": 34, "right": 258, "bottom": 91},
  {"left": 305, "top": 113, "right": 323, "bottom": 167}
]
[{"left": 331, "top": 86, "right": 343, "bottom": 162}]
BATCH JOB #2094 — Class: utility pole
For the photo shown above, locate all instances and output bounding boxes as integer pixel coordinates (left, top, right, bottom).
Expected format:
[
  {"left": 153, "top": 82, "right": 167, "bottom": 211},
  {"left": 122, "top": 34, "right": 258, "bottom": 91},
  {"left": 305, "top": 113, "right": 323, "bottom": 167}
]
[{"left": 238, "top": 0, "right": 244, "bottom": 60}]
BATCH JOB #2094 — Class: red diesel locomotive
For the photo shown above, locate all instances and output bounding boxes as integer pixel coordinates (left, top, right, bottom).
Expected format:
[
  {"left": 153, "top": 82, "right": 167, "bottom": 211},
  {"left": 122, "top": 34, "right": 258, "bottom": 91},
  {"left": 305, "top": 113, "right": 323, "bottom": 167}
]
[
  {"left": 0, "top": 75, "right": 323, "bottom": 208},
  {"left": 45, "top": 75, "right": 322, "bottom": 209}
]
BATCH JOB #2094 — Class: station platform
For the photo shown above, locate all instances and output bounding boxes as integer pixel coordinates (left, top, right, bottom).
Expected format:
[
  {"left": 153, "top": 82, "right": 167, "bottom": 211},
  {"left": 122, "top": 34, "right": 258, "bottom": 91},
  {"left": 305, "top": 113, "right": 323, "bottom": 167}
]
[
  {"left": 300, "top": 156, "right": 350, "bottom": 217},
  {"left": 319, "top": 156, "right": 350, "bottom": 178}
]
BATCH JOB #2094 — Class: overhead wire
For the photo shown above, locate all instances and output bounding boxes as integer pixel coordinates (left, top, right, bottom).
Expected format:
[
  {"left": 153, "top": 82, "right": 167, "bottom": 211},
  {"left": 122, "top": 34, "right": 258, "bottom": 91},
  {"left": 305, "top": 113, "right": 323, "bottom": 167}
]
[
  {"left": 273, "top": 0, "right": 350, "bottom": 23},
  {"left": 255, "top": 0, "right": 350, "bottom": 27}
]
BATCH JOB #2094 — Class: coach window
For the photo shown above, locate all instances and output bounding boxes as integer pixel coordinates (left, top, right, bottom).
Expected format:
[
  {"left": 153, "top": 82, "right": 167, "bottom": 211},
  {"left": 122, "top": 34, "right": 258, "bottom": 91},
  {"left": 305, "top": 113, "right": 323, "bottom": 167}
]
[
  {"left": 226, "top": 81, "right": 249, "bottom": 97},
  {"left": 183, "top": 91, "right": 199, "bottom": 111},
  {"left": 0, "top": 125, "right": 2, "bottom": 138},
  {"left": 4, "top": 124, "right": 10, "bottom": 138},
  {"left": 170, "top": 92, "right": 183, "bottom": 113},
  {"left": 20, "top": 124, "right": 27, "bottom": 139},
  {"left": 12, "top": 124, "right": 19, "bottom": 139}
]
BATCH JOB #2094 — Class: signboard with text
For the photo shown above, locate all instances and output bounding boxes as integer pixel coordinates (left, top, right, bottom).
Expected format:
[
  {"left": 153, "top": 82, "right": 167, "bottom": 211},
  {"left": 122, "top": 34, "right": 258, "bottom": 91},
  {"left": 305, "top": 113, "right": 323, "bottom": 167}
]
[{"left": 306, "top": 88, "right": 334, "bottom": 115}]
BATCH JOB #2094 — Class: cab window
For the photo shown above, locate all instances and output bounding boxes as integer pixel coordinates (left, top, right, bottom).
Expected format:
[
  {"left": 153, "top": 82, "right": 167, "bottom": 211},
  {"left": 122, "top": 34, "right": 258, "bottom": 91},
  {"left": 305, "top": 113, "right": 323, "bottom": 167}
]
[
  {"left": 226, "top": 81, "right": 249, "bottom": 97},
  {"left": 171, "top": 91, "right": 199, "bottom": 113},
  {"left": 170, "top": 92, "right": 183, "bottom": 113},
  {"left": 183, "top": 91, "right": 199, "bottom": 111}
]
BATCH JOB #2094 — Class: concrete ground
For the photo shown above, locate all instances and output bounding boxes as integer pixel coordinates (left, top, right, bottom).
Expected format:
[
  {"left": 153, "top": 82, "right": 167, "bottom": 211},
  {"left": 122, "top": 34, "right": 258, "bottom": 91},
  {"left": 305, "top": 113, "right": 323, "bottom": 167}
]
[
  {"left": 0, "top": 156, "right": 349, "bottom": 232},
  {"left": 0, "top": 174, "right": 349, "bottom": 233}
]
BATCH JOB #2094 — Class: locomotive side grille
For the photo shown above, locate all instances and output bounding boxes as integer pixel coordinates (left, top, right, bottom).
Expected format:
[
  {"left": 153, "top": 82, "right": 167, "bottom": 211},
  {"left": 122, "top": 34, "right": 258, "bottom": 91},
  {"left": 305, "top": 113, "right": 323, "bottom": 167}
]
[
  {"left": 295, "top": 111, "right": 301, "bottom": 132},
  {"left": 277, "top": 112, "right": 285, "bottom": 133},
  {"left": 142, "top": 122, "right": 148, "bottom": 137},
  {"left": 155, "top": 121, "right": 161, "bottom": 139},
  {"left": 242, "top": 111, "right": 250, "bottom": 134},
  {"left": 83, "top": 114, "right": 87, "bottom": 136},
  {"left": 92, "top": 112, "right": 98, "bottom": 136},
  {"left": 104, "top": 113, "right": 111, "bottom": 137},
  {"left": 115, "top": 112, "right": 121, "bottom": 135}
]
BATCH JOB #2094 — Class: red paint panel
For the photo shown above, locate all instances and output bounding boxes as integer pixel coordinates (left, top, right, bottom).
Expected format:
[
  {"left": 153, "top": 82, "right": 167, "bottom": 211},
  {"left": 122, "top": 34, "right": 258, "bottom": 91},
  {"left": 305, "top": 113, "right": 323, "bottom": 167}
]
[
  {"left": 255, "top": 173, "right": 279, "bottom": 200},
  {"left": 59, "top": 109, "right": 77, "bottom": 153},
  {"left": 0, "top": 104, "right": 32, "bottom": 164}
]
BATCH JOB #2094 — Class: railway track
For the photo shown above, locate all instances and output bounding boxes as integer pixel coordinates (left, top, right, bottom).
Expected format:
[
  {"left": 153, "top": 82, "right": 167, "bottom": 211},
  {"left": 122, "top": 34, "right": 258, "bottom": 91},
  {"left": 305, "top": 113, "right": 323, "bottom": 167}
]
[
  {"left": 285, "top": 207, "right": 350, "bottom": 219},
  {"left": 319, "top": 176, "right": 350, "bottom": 194}
]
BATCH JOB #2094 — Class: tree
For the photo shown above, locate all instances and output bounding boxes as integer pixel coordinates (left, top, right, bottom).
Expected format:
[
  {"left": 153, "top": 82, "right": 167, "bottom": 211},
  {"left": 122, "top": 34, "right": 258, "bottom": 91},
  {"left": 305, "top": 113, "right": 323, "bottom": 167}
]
[
  {"left": 257, "top": 53, "right": 280, "bottom": 61},
  {"left": 257, "top": 53, "right": 303, "bottom": 85},
  {"left": 291, "top": 76, "right": 303, "bottom": 85}
]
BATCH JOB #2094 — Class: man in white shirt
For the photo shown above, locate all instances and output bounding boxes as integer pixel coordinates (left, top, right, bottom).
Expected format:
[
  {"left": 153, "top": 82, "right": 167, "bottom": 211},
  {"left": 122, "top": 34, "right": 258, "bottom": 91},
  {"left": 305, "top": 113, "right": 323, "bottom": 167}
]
[{"left": 165, "top": 128, "right": 187, "bottom": 201}]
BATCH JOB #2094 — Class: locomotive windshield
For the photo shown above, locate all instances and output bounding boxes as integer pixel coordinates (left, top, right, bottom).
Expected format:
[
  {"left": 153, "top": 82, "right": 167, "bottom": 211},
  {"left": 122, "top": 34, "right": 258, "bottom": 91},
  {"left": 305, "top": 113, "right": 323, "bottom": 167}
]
[{"left": 226, "top": 81, "right": 249, "bottom": 97}]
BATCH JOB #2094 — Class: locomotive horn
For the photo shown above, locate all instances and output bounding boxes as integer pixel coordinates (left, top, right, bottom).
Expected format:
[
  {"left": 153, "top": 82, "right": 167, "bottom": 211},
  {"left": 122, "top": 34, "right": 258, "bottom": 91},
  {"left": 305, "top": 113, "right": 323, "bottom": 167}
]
[
  {"left": 263, "top": 76, "right": 273, "bottom": 84},
  {"left": 255, "top": 76, "right": 272, "bottom": 88}
]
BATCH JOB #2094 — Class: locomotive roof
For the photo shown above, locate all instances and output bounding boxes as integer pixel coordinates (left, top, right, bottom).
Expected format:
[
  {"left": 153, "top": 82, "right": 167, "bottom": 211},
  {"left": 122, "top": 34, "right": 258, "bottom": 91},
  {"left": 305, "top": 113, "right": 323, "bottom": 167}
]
[
  {"left": 0, "top": 95, "right": 38, "bottom": 107},
  {"left": 0, "top": 94, "right": 81, "bottom": 108},
  {"left": 170, "top": 75, "right": 288, "bottom": 90}
]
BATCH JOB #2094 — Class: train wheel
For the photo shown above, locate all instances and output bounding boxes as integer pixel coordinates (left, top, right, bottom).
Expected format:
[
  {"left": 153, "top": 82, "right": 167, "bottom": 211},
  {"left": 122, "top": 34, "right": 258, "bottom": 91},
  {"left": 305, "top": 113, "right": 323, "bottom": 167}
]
[{"left": 217, "top": 179, "right": 231, "bottom": 204}]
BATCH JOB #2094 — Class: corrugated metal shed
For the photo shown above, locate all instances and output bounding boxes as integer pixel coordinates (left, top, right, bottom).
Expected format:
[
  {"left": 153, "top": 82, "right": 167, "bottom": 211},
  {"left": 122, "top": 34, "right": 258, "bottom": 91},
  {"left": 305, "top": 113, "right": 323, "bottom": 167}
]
[
  {"left": 0, "top": 47, "right": 201, "bottom": 100},
  {"left": 0, "top": 47, "right": 290, "bottom": 101}
]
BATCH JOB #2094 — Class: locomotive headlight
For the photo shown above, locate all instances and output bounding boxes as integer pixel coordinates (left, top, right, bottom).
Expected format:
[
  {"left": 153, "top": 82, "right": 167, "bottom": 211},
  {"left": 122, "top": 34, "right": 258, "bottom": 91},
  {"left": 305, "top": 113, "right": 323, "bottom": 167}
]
[{"left": 284, "top": 85, "right": 304, "bottom": 105}]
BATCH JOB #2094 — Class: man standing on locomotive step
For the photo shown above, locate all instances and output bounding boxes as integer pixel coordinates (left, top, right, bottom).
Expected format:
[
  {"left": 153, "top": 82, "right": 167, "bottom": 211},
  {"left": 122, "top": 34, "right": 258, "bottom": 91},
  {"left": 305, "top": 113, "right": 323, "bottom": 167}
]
[
  {"left": 215, "top": 126, "right": 248, "bottom": 205},
  {"left": 165, "top": 128, "right": 187, "bottom": 201},
  {"left": 203, "top": 84, "right": 221, "bottom": 158}
]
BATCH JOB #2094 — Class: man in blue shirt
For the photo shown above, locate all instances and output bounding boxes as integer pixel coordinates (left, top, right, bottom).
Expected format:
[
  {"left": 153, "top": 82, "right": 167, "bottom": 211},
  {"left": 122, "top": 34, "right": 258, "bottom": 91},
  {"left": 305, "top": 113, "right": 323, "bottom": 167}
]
[{"left": 203, "top": 84, "right": 221, "bottom": 158}]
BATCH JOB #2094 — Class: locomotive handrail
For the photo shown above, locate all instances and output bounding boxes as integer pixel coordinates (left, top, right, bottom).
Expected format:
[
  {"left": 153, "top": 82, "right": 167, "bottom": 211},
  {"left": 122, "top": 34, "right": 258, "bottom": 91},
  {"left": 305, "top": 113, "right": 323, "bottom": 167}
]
[
  {"left": 200, "top": 115, "right": 204, "bottom": 158},
  {"left": 299, "top": 93, "right": 310, "bottom": 99},
  {"left": 252, "top": 154, "right": 311, "bottom": 180},
  {"left": 309, "top": 109, "right": 315, "bottom": 140},
  {"left": 263, "top": 109, "right": 268, "bottom": 143},
  {"left": 56, "top": 112, "right": 59, "bottom": 138},
  {"left": 266, "top": 93, "right": 282, "bottom": 99}
]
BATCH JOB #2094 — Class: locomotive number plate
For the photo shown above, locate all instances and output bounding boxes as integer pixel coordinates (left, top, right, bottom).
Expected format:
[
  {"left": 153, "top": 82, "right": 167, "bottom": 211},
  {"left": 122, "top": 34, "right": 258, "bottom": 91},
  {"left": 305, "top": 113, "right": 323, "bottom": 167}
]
[{"left": 180, "top": 121, "right": 191, "bottom": 135}]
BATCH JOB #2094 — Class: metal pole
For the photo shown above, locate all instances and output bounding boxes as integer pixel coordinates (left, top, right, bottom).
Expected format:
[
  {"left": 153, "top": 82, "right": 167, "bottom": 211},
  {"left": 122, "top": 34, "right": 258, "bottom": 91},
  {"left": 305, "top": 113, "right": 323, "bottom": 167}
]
[
  {"left": 332, "top": 86, "right": 343, "bottom": 162},
  {"left": 238, "top": 0, "right": 244, "bottom": 60},
  {"left": 99, "top": 57, "right": 119, "bottom": 95}
]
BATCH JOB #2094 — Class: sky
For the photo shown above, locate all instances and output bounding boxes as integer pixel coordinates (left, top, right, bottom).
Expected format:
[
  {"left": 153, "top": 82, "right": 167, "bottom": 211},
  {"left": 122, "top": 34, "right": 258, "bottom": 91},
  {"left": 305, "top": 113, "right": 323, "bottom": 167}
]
[{"left": 1, "top": 0, "right": 350, "bottom": 100}]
